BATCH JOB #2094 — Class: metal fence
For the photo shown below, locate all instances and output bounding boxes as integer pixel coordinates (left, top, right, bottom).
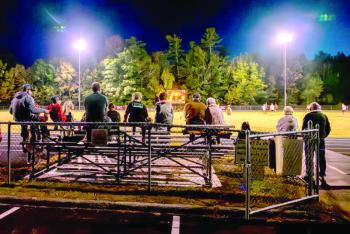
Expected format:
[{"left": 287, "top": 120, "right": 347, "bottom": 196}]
[{"left": 0, "top": 121, "right": 319, "bottom": 219}]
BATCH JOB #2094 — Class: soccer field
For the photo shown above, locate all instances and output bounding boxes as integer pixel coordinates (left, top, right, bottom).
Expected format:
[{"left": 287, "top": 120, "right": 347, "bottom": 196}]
[{"left": 0, "top": 110, "right": 349, "bottom": 137}]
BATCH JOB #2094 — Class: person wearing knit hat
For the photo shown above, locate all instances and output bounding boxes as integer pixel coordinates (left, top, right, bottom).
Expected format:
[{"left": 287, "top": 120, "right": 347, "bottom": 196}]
[
  {"left": 276, "top": 106, "right": 298, "bottom": 132},
  {"left": 184, "top": 93, "right": 206, "bottom": 125},
  {"left": 302, "top": 101, "right": 331, "bottom": 189}
]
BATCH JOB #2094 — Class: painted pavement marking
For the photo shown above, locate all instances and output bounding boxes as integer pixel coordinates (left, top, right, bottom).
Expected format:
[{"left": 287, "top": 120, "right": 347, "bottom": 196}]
[
  {"left": 0, "top": 207, "right": 20, "bottom": 220},
  {"left": 171, "top": 215, "right": 180, "bottom": 234}
]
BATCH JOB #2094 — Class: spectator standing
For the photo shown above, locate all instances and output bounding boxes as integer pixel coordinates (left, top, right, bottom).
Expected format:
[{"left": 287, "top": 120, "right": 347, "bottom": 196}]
[
  {"left": 9, "top": 84, "right": 49, "bottom": 142},
  {"left": 107, "top": 103, "right": 121, "bottom": 122},
  {"left": 84, "top": 82, "right": 108, "bottom": 141},
  {"left": 184, "top": 93, "right": 206, "bottom": 125},
  {"left": 154, "top": 92, "right": 173, "bottom": 130},
  {"left": 270, "top": 103, "right": 275, "bottom": 112},
  {"left": 302, "top": 102, "right": 331, "bottom": 189},
  {"left": 276, "top": 106, "right": 298, "bottom": 132}
]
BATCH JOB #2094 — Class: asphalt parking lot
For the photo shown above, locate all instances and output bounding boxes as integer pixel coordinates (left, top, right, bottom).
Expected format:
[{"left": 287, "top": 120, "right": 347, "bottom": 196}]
[{"left": 0, "top": 204, "right": 349, "bottom": 234}]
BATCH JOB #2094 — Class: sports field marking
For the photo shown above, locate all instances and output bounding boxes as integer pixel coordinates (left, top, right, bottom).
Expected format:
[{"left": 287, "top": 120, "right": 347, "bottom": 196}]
[
  {"left": 171, "top": 215, "right": 180, "bottom": 234},
  {"left": 328, "top": 165, "right": 347, "bottom": 175},
  {"left": 0, "top": 207, "right": 20, "bottom": 220}
]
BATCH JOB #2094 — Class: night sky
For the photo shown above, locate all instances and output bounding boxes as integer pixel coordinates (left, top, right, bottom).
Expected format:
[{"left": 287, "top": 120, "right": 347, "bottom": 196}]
[{"left": 1, "top": 0, "right": 350, "bottom": 66}]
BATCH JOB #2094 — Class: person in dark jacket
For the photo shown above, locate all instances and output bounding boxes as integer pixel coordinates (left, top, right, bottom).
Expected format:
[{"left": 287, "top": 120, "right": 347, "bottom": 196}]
[
  {"left": 84, "top": 82, "right": 109, "bottom": 141},
  {"left": 124, "top": 92, "right": 149, "bottom": 140},
  {"left": 9, "top": 84, "right": 49, "bottom": 142},
  {"left": 302, "top": 102, "right": 331, "bottom": 189},
  {"left": 237, "top": 121, "right": 251, "bottom": 139},
  {"left": 107, "top": 103, "right": 121, "bottom": 123},
  {"left": 84, "top": 82, "right": 108, "bottom": 122}
]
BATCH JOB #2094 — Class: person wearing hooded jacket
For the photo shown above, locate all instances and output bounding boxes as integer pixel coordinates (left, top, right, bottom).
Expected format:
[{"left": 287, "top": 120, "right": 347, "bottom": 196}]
[
  {"left": 9, "top": 84, "right": 49, "bottom": 142},
  {"left": 302, "top": 102, "right": 331, "bottom": 189}
]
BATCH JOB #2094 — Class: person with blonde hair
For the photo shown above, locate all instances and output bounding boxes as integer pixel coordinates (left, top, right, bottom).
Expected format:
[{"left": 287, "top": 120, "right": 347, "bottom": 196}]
[
  {"left": 62, "top": 100, "right": 75, "bottom": 122},
  {"left": 124, "top": 92, "right": 149, "bottom": 139},
  {"left": 276, "top": 106, "right": 298, "bottom": 132}
]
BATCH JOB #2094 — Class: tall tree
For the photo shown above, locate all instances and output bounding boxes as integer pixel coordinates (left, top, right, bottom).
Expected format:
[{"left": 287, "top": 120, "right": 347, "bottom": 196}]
[
  {"left": 200, "top": 27, "right": 222, "bottom": 60},
  {"left": 300, "top": 72, "right": 323, "bottom": 104},
  {"left": 225, "top": 54, "right": 266, "bottom": 105},
  {"left": 166, "top": 34, "right": 183, "bottom": 83},
  {"left": 50, "top": 59, "right": 76, "bottom": 97},
  {"left": 27, "top": 59, "right": 56, "bottom": 104}
]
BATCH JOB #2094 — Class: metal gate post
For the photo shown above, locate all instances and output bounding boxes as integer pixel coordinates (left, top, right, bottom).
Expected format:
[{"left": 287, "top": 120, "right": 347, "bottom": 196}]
[
  {"left": 245, "top": 130, "right": 251, "bottom": 220},
  {"left": 315, "top": 125, "right": 320, "bottom": 197},
  {"left": 7, "top": 122, "right": 11, "bottom": 185},
  {"left": 147, "top": 125, "right": 152, "bottom": 192},
  {"left": 208, "top": 133, "right": 213, "bottom": 187}
]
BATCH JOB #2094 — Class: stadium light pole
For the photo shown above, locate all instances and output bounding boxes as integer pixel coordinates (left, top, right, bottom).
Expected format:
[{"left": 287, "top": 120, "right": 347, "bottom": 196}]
[
  {"left": 73, "top": 39, "right": 87, "bottom": 110},
  {"left": 276, "top": 32, "right": 293, "bottom": 108}
]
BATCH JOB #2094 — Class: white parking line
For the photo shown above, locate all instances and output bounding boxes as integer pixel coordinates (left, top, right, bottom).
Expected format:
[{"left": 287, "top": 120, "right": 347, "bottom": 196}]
[
  {"left": 171, "top": 215, "right": 180, "bottom": 234},
  {"left": 328, "top": 165, "right": 347, "bottom": 175},
  {"left": 0, "top": 207, "right": 20, "bottom": 220}
]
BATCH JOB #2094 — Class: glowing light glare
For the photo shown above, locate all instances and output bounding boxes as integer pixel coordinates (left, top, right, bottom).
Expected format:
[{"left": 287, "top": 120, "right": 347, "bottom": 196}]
[
  {"left": 73, "top": 39, "right": 87, "bottom": 51},
  {"left": 276, "top": 33, "right": 294, "bottom": 44}
]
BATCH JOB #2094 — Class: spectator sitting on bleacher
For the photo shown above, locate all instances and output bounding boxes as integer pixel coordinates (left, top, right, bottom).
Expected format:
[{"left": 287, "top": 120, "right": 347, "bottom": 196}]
[
  {"left": 205, "top": 97, "right": 225, "bottom": 125},
  {"left": 107, "top": 103, "right": 121, "bottom": 122},
  {"left": 276, "top": 106, "right": 298, "bottom": 132},
  {"left": 237, "top": 121, "right": 251, "bottom": 139},
  {"left": 62, "top": 100, "right": 75, "bottom": 123},
  {"left": 184, "top": 93, "right": 206, "bottom": 125},
  {"left": 155, "top": 92, "right": 173, "bottom": 131},
  {"left": 124, "top": 92, "right": 149, "bottom": 140},
  {"left": 48, "top": 95, "right": 66, "bottom": 123}
]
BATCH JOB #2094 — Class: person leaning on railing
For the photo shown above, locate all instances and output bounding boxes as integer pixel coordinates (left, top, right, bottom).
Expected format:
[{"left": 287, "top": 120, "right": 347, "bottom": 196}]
[
  {"left": 302, "top": 102, "right": 331, "bottom": 189},
  {"left": 276, "top": 106, "right": 298, "bottom": 132}
]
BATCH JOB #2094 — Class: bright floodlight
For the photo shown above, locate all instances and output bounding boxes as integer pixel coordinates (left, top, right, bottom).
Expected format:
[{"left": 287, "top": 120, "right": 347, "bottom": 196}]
[
  {"left": 276, "top": 33, "right": 293, "bottom": 44},
  {"left": 73, "top": 39, "right": 87, "bottom": 51}
]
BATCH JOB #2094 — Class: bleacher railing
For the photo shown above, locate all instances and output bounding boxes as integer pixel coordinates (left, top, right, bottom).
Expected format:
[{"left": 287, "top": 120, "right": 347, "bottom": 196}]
[{"left": 0, "top": 121, "right": 319, "bottom": 220}]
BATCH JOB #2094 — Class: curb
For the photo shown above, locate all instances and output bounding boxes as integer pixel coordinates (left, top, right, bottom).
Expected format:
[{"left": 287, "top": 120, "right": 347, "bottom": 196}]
[{"left": 0, "top": 195, "right": 245, "bottom": 218}]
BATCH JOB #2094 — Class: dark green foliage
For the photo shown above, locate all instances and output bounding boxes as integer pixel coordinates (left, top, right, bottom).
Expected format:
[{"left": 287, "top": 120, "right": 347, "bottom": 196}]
[{"left": 1, "top": 28, "right": 350, "bottom": 106}]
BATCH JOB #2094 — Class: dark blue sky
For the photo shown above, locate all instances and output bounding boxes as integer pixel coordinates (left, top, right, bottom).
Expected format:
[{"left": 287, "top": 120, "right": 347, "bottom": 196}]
[{"left": 1, "top": 0, "right": 350, "bottom": 66}]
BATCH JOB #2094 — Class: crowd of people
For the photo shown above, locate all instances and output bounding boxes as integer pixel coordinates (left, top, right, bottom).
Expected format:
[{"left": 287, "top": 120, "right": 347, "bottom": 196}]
[
  {"left": 262, "top": 102, "right": 278, "bottom": 112},
  {"left": 9, "top": 82, "right": 332, "bottom": 187}
]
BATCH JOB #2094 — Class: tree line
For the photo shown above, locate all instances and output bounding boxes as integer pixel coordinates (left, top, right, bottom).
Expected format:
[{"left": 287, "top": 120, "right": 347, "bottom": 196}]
[{"left": 0, "top": 28, "right": 349, "bottom": 106}]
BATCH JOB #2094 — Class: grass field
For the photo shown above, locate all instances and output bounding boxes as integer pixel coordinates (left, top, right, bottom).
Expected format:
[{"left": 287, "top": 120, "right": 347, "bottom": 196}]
[{"left": 0, "top": 110, "right": 349, "bottom": 137}]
